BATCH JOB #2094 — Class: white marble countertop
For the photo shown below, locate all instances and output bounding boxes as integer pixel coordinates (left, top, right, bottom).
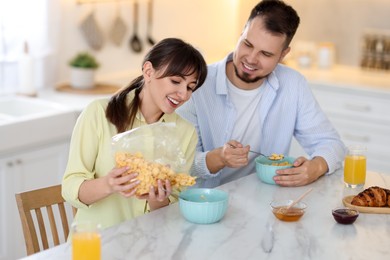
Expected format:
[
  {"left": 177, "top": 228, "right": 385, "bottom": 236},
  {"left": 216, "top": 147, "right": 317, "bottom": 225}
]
[{"left": 21, "top": 170, "right": 390, "bottom": 260}]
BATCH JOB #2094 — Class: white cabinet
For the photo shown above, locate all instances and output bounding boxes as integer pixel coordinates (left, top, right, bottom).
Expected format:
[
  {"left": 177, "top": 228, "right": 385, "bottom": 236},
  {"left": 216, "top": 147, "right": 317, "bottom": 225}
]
[
  {"left": 310, "top": 83, "right": 390, "bottom": 174},
  {"left": 0, "top": 141, "right": 70, "bottom": 260}
]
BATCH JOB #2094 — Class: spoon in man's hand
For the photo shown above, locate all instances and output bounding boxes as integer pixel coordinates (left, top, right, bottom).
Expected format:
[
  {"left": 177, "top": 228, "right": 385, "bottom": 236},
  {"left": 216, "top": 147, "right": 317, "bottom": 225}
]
[{"left": 228, "top": 144, "right": 282, "bottom": 160}]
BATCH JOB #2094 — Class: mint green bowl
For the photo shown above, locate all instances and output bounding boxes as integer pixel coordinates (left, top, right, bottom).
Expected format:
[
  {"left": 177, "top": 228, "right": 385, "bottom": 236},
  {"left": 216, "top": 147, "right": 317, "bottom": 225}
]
[
  {"left": 179, "top": 188, "right": 228, "bottom": 224},
  {"left": 255, "top": 156, "right": 295, "bottom": 185}
]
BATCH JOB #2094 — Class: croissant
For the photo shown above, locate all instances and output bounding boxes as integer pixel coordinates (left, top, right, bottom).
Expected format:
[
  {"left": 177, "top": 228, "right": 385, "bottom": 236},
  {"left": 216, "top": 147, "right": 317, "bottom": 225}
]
[{"left": 351, "top": 186, "right": 390, "bottom": 207}]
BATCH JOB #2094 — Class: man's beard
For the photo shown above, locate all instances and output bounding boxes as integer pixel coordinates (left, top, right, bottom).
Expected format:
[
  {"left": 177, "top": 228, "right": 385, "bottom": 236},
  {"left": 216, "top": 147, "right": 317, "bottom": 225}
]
[{"left": 233, "top": 63, "right": 269, "bottom": 84}]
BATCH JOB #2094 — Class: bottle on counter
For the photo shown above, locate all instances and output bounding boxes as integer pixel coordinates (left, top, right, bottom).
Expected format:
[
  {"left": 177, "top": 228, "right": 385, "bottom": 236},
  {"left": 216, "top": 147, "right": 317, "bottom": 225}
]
[
  {"left": 317, "top": 42, "right": 335, "bottom": 69},
  {"left": 294, "top": 40, "right": 316, "bottom": 68},
  {"left": 18, "top": 42, "right": 36, "bottom": 96}
]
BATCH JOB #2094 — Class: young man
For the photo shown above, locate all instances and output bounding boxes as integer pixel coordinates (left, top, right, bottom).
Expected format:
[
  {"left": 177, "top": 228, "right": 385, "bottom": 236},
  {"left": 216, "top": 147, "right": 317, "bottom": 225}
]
[{"left": 177, "top": 0, "right": 346, "bottom": 188}]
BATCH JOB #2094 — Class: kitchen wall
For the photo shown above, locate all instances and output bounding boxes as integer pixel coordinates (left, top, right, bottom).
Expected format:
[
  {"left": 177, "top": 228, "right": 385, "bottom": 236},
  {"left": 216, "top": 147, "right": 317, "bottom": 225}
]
[
  {"left": 58, "top": 0, "right": 241, "bottom": 86},
  {"left": 239, "top": 0, "right": 390, "bottom": 66},
  {"left": 57, "top": 0, "right": 390, "bottom": 87}
]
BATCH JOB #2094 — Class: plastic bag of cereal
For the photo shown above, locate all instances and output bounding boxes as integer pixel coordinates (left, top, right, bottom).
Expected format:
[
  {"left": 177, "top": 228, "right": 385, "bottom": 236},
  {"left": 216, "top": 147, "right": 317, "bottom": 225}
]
[{"left": 111, "top": 122, "right": 196, "bottom": 196}]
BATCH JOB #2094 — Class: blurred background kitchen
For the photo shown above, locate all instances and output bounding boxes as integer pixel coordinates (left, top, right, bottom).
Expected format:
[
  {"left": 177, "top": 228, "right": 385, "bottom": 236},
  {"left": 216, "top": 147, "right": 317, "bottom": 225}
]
[
  {"left": 1, "top": 1, "right": 390, "bottom": 259},
  {"left": 1, "top": 0, "right": 389, "bottom": 94}
]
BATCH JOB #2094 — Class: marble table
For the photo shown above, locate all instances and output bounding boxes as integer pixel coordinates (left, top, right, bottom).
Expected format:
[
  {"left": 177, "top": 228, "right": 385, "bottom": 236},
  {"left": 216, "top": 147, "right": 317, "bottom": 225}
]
[{"left": 22, "top": 170, "right": 390, "bottom": 260}]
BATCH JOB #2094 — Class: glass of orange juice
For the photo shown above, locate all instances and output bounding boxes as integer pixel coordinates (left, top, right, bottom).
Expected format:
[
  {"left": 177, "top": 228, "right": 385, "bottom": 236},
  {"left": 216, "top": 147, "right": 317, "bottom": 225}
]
[
  {"left": 72, "top": 222, "right": 101, "bottom": 260},
  {"left": 344, "top": 145, "right": 367, "bottom": 188}
]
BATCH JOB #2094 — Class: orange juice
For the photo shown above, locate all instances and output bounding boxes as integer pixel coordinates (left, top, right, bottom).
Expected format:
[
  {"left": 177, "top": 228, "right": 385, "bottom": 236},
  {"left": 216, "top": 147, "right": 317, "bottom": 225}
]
[
  {"left": 72, "top": 232, "right": 101, "bottom": 260},
  {"left": 344, "top": 154, "right": 366, "bottom": 188}
]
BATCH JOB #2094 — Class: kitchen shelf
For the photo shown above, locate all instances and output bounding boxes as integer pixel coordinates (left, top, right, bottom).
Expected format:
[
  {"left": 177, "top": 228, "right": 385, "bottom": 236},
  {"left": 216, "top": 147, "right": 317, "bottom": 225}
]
[
  {"left": 76, "top": 0, "right": 133, "bottom": 4},
  {"left": 56, "top": 82, "right": 120, "bottom": 95}
]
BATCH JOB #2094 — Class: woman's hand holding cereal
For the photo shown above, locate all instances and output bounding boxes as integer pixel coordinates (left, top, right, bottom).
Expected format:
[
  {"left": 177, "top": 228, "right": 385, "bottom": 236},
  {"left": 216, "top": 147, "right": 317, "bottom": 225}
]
[
  {"left": 106, "top": 166, "right": 140, "bottom": 197},
  {"left": 138, "top": 179, "right": 171, "bottom": 210},
  {"left": 138, "top": 179, "right": 171, "bottom": 201}
]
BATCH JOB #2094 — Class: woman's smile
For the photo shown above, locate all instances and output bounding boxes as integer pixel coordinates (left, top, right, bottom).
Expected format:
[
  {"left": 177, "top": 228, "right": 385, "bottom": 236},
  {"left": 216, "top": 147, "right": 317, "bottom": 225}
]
[{"left": 167, "top": 95, "right": 180, "bottom": 108}]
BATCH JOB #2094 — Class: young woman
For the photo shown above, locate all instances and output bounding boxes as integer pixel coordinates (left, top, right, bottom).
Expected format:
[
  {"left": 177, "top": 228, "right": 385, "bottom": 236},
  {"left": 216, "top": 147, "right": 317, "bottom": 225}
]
[{"left": 62, "top": 38, "right": 207, "bottom": 230}]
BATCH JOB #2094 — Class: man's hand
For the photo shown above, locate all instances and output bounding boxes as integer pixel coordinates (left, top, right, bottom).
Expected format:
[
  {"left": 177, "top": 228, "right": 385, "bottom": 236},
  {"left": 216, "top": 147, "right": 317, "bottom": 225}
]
[
  {"left": 273, "top": 156, "right": 328, "bottom": 186},
  {"left": 206, "top": 140, "right": 250, "bottom": 173}
]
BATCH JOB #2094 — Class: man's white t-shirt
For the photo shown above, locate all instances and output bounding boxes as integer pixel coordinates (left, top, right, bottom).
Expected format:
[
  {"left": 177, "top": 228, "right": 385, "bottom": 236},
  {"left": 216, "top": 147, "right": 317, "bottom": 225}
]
[{"left": 223, "top": 79, "right": 265, "bottom": 183}]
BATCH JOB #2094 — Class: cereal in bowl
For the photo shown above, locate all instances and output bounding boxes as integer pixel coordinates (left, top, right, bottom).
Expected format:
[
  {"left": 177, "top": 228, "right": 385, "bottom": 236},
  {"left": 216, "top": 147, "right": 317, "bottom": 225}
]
[{"left": 268, "top": 153, "right": 285, "bottom": 161}]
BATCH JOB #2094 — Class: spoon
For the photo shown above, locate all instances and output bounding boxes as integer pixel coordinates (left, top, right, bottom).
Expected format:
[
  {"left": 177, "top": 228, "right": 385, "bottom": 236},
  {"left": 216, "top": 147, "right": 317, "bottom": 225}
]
[
  {"left": 162, "top": 188, "right": 186, "bottom": 201},
  {"left": 200, "top": 194, "right": 208, "bottom": 202},
  {"left": 249, "top": 150, "right": 285, "bottom": 161},
  {"left": 248, "top": 150, "right": 268, "bottom": 157},
  {"left": 162, "top": 188, "right": 207, "bottom": 202},
  {"left": 146, "top": 0, "right": 156, "bottom": 45},
  {"left": 129, "top": 0, "right": 142, "bottom": 53},
  {"left": 286, "top": 188, "right": 313, "bottom": 211},
  {"left": 228, "top": 144, "right": 280, "bottom": 160}
]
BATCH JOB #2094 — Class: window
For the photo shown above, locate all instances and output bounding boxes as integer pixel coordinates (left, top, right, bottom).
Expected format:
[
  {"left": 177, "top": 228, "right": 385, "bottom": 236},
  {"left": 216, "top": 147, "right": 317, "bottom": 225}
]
[{"left": 0, "top": 0, "right": 59, "bottom": 95}]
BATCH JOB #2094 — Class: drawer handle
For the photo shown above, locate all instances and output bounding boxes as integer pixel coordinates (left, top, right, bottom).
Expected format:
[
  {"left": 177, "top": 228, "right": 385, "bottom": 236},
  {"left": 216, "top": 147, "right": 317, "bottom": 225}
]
[
  {"left": 344, "top": 103, "right": 371, "bottom": 112},
  {"left": 343, "top": 133, "right": 370, "bottom": 142}
]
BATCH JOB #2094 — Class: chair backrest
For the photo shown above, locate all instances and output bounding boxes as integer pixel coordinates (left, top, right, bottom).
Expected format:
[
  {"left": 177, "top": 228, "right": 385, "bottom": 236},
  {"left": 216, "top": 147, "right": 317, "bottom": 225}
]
[{"left": 15, "top": 184, "right": 76, "bottom": 255}]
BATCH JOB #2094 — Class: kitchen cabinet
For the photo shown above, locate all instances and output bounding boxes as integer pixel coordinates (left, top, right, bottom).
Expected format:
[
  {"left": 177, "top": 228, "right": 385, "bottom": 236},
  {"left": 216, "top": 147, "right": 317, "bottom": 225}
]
[
  {"left": 290, "top": 82, "right": 390, "bottom": 174},
  {"left": 0, "top": 141, "right": 70, "bottom": 260}
]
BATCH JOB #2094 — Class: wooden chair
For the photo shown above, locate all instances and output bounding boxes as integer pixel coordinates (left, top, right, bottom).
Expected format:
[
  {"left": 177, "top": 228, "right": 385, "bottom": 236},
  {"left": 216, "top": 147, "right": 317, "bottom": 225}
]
[{"left": 15, "top": 184, "right": 77, "bottom": 255}]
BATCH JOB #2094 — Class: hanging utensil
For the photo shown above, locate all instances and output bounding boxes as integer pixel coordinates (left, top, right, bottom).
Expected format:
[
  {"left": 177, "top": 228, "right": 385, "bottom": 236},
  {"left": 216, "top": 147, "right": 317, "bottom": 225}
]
[
  {"left": 79, "top": 7, "right": 104, "bottom": 51},
  {"left": 146, "top": 0, "right": 155, "bottom": 45},
  {"left": 129, "top": 0, "right": 142, "bottom": 53},
  {"left": 109, "top": 0, "right": 128, "bottom": 46}
]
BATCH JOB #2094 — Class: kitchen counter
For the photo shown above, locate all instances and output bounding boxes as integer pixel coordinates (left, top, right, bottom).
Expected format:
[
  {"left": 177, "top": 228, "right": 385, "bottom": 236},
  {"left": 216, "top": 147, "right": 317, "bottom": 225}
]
[
  {"left": 36, "top": 71, "right": 134, "bottom": 112},
  {"left": 30, "top": 62, "right": 390, "bottom": 112},
  {"left": 37, "top": 88, "right": 113, "bottom": 113},
  {"left": 286, "top": 61, "right": 390, "bottom": 93},
  {"left": 21, "top": 170, "right": 390, "bottom": 260}
]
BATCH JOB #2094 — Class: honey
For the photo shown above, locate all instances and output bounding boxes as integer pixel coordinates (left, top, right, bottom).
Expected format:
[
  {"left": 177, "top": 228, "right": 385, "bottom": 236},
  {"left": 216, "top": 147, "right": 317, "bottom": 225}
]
[{"left": 272, "top": 206, "right": 304, "bottom": 222}]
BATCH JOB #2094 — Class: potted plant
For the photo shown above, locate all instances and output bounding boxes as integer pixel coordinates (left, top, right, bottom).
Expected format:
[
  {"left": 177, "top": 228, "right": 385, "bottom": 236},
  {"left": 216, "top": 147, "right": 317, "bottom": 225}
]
[{"left": 69, "top": 52, "right": 99, "bottom": 89}]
